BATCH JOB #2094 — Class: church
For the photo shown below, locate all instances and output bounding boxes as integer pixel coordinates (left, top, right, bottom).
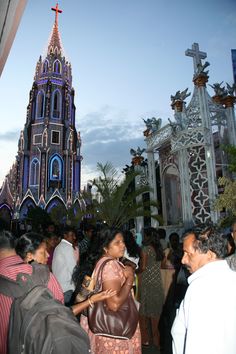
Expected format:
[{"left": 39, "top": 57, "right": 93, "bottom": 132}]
[
  {"left": 0, "top": 5, "right": 235, "bottom": 232},
  {"left": 0, "top": 4, "right": 83, "bottom": 226}
]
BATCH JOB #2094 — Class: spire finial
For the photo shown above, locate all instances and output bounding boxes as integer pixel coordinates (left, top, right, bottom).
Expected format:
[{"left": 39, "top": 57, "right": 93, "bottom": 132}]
[{"left": 51, "top": 3, "right": 62, "bottom": 26}]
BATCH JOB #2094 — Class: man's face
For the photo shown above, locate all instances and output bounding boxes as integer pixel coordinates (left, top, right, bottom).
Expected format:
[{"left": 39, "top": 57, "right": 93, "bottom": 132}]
[
  {"left": 65, "top": 231, "right": 76, "bottom": 245},
  {"left": 85, "top": 229, "right": 93, "bottom": 239},
  {"left": 181, "top": 233, "right": 210, "bottom": 273},
  {"left": 47, "top": 225, "right": 55, "bottom": 234}
]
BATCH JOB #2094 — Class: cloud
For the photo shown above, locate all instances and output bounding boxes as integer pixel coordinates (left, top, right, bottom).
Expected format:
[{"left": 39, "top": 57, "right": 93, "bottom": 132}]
[
  {"left": 0, "top": 131, "right": 20, "bottom": 141},
  {"left": 79, "top": 106, "right": 146, "bottom": 187}
]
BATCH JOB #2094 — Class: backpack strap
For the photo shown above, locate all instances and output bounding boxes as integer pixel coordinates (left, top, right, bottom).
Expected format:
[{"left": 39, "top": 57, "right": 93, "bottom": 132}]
[
  {"left": 31, "top": 262, "right": 50, "bottom": 285},
  {"left": 0, "top": 275, "right": 24, "bottom": 298},
  {"left": 0, "top": 262, "right": 50, "bottom": 298}
]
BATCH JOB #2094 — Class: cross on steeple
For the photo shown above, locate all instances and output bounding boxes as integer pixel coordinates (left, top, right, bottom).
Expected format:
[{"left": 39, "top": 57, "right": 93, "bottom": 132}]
[
  {"left": 51, "top": 3, "right": 62, "bottom": 26},
  {"left": 185, "top": 43, "right": 207, "bottom": 73}
]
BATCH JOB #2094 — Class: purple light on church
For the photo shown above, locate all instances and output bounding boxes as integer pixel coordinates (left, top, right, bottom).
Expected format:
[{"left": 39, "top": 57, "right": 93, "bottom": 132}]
[{"left": 37, "top": 79, "right": 48, "bottom": 85}]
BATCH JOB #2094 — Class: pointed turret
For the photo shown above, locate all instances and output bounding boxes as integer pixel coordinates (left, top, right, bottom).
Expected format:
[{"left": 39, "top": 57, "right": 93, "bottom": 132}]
[{"left": 47, "top": 3, "right": 64, "bottom": 57}]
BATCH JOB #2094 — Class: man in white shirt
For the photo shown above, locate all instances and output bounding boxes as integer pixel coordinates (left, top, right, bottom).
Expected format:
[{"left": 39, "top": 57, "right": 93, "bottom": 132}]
[
  {"left": 52, "top": 227, "right": 78, "bottom": 306},
  {"left": 171, "top": 227, "right": 236, "bottom": 354}
]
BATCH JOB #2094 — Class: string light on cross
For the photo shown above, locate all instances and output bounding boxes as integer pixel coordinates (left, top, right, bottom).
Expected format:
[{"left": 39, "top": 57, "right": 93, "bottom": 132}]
[
  {"left": 185, "top": 43, "right": 207, "bottom": 73},
  {"left": 51, "top": 3, "right": 62, "bottom": 26}
]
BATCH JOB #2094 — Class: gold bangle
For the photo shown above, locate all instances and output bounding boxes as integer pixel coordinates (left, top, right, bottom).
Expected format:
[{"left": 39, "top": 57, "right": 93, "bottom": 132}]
[{"left": 88, "top": 297, "right": 94, "bottom": 308}]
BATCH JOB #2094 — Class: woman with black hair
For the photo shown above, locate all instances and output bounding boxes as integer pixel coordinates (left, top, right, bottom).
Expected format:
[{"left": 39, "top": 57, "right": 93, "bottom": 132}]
[
  {"left": 138, "top": 227, "right": 164, "bottom": 348},
  {"left": 15, "top": 232, "right": 49, "bottom": 264},
  {"left": 123, "top": 230, "right": 141, "bottom": 268},
  {"left": 121, "top": 230, "right": 141, "bottom": 296},
  {"left": 80, "top": 227, "right": 141, "bottom": 354},
  {"left": 16, "top": 232, "right": 115, "bottom": 317}
]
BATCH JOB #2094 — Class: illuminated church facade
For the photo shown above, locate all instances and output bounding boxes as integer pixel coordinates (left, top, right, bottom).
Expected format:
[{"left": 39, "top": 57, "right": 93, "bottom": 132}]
[{"left": 0, "top": 4, "right": 83, "bottom": 223}]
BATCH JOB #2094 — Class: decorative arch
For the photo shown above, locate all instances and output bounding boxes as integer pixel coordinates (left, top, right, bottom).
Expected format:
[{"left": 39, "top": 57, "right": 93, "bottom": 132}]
[
  {"left": 0, "top": 204, "right": 12, "bottom": 225},
  {"left": 51, "top": 89, "right": 61, "bottom": 118},
  {"left": 36, "top": 90, "right": 45, "bottom": 118},
  {"left": 53, "top": 59, "right": 61, "bottom": 74},
  {"left": 29, "top": 158, "right": 40, "bottom": 186},
  {"left": 162, "top": 164, "right": 182, "bottom": 225},
  {"left": 49, "top": 154, "right": 63, "bottom": 182},
  {"left": 19, "top": 197, "right": 36, "bottom": 219},
  {"left": 73, "top": 200, "right": 84, "bottom": 213},
  {"left": 42, "top": 59, "right": 49, "bottom": 73},
  {"left": 46, "top": 197, "right": 66, "bottom": 214},
  {"left": 74, "top": 195, "right": 86, "bottom": 211}
]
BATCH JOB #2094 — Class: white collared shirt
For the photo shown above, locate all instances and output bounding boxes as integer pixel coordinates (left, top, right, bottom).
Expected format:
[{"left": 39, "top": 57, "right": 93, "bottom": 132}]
[
  {"left": 52, "top": 239, "right": 78, "bottom": 293},
  {"left": 171, "top": 260, "right": 236, "bottom": 354}
]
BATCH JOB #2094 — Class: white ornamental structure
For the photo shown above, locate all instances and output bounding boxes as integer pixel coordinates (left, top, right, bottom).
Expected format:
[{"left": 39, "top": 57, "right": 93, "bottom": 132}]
[{"left": 144, "top": 43, "right": 236, "bottom": 228}]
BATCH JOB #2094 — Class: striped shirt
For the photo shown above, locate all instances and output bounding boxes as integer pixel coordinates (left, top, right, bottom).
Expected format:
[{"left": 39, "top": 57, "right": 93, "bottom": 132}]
[
  {"left": 78, "top": 236, "right": 90, "bottom": 256},
  {"left": 0, "top": 255, "right": 64, "bottom": 354}
]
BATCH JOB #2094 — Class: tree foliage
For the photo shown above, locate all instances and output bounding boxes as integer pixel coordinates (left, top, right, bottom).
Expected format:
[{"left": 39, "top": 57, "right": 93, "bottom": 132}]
[
  {"left": 213, "top": 145, "right": 236, "bottom": 227},
  {"left": 222, "top": 145, "right": 236, "bottom": 172},
  {"left": 26, "top": 206, "right": 51, "bottom": 232},
  {"left": 90, "top": 162, "right": 159, "bottom": 228},
  {"left": 214, "top": 177, "right": 236, "bottom": 215},
  {"left": 49, "top": 204, "right": 84, "bottom": 228}
]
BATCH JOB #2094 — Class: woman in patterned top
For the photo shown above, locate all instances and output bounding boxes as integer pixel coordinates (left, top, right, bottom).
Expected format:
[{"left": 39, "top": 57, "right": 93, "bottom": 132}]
[{"left": 81, "top": 228, "right": 141, "bottom": 354}]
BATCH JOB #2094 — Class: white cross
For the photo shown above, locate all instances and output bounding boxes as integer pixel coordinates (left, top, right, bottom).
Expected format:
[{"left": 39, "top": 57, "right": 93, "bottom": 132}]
[{"left": 185, "top": 43, "right": 207, "bottom": 72}]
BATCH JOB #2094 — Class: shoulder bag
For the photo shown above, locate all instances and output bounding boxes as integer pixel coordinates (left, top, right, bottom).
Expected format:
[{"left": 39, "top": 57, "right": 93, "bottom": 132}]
[{"left": 87, "top": 257, "right": 139, "bottom": 340}]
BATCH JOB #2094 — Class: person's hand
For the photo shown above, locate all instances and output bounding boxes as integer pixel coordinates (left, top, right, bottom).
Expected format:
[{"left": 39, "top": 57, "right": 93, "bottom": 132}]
[{"left": 91, "top": 289, "right": 117, "bottom": 303}]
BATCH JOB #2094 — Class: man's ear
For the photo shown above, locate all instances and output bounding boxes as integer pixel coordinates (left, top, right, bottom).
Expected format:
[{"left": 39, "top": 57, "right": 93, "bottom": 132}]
[
  {"left": 207, "top": 250, "right": 217, "bottom": 260},
  {"left": 25, "top": 252, "right": 34, "bottom": 263}
]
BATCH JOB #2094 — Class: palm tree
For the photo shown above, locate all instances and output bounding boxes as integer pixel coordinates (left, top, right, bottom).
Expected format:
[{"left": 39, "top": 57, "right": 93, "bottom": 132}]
[{"left": 90, "top": 162, "right": 159, "bottom": 228}]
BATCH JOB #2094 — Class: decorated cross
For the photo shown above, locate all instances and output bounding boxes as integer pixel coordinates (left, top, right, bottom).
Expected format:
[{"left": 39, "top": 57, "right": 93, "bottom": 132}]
[
  {"left": 51, "top": 3, "right": 62, "bottom": 26},
  {"left": 185, "top": 43, "right": 207, "bottom": 73}
]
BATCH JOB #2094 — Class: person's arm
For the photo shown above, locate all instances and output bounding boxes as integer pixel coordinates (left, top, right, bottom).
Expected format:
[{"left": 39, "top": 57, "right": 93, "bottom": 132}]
[
  {"left": 102, "top": 265, "right": 134, "bottom": 312},
  {"left": 71, "top": 289, "right": 116, "bottom": 316},
  {"left": 161, "top": 248, "right": 171, "bottom": 268},
  {"left": 47, "top": 273, "right": 64, "bottom": 304}
]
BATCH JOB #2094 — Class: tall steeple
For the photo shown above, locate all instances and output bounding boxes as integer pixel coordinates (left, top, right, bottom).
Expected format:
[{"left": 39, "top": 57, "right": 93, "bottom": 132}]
[
  {"left": 13, "top": 3, "right": 82, "bottom": 219},
  {"left": 47, "top": 3, "right": 64, "bottom": 58}
]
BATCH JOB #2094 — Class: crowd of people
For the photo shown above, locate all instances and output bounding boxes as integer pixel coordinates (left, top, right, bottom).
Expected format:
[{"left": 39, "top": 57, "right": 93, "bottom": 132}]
[{"left": 1, "top": 220, "right": 236, "bottom": 354}]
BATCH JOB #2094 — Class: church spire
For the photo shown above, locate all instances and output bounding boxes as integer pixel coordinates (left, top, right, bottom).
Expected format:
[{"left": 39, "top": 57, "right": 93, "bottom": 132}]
[
  {"left": 51, "top": 3, "right": 62, "bottom": 27},
  {"left": 47, "top": 3, "right": 64, "bottom": 57}
]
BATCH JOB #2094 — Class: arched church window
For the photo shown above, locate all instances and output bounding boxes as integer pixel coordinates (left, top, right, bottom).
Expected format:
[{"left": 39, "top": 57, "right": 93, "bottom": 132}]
[
  {"left": 53, "top": 59, "right": 61, "bottom": 74},
  {"left": 52, "top": 90, "right": 61, "bottom": 118},
  {"left": 36, "top": 91, "right": 45, "bottom": 118},
  {"left": 49, "top": 155, "right": 63, "bottom": 181},
  {"left": 52, "top": 160, "right": 59, "bottom": 178},
  {"left": 30, "top": 158, "right": 40, "bottom": 186},
  {"left": 42, "top": 60, "right": 49, "bottom": 73}
]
